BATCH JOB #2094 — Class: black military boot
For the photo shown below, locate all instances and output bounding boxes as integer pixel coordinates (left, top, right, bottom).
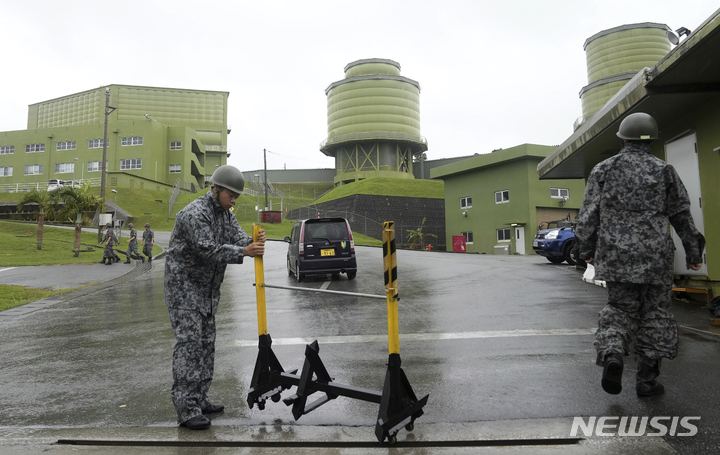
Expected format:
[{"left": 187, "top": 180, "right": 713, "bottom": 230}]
[
  {"left": 636, "top": 360, "right": 664, "bottom": 397},
  {"left": 124, "top": 258, "right": 131, "bottom": 264},
  {"left": 99, "top": 258, "right": 106, "bottom": 264},
  {"left": 181, "top": 414, "right": 211, "bottom": 430},
  {"left": 601, "top": 352, "right": 623, "bottom": 395}
]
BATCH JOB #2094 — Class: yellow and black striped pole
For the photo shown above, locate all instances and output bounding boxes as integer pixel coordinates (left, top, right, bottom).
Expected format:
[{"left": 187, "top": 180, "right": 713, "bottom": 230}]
[
  {"left": 253, "top": 224, "right": 268, "bottom": 337},
  {"left": 382, "top": 221, "right": 400, "bottom": 355}
]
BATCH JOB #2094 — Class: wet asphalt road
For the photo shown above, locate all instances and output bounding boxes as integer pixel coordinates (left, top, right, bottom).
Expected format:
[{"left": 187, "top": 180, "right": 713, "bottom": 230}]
[{"left": 1, "top": 234, "right": 720, "bottom": 454}]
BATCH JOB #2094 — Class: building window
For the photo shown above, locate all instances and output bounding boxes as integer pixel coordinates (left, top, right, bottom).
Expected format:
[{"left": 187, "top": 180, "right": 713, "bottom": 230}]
[
  {"left": 121, "top": 136, "right": 143, "bottom": 146},
  {"left": 87, "top": 161, "right": 108, "bottom": 172},
  {"left": 0, "top": 166, "right": 12, "bottom": 176},
  {"left": 120, "top": 158, "right": 142, "bottom": 170},
  {"left": 551, "top": 188, "right": 569, "bottom": 199},
  {"left": 55, "top": 162, "right": 75, "bottom": 174},
  {"left": 497, "top": 228, "right": 511, "bottom": 242},
  {"left": 56, "top": 141, "right": 77, "bottom": 151},
  {"left": 495, "top": 190, "right": 509, "bottom": 204},
  {"left": 460, "top": 196, "right": 472, "bottom": 209},
  {"left": 26, "top": 144, "right": 45, "bottom": 153},
  {"left": 0, "top": 146, "right": 14, "bottom": 155},
  {"left": 461, "top": 231, "right": 473, "bottom": 244},
  {"left": 170, "top": 141, "right": 182, "bottom": 150},
  {"left": 88, "top": 139, "right": 104, "bottom": 149},
  {"left": 24, "top": 164, "right": 44, "bottom": 175},
  {"left": 169, "top": 164, "right": 181, "bottom": 174}
]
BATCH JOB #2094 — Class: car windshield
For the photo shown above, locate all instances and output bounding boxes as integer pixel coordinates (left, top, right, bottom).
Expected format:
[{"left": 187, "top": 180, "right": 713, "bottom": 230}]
[{"left": 304, "top": 221, "right": 349, "bottom": 242}]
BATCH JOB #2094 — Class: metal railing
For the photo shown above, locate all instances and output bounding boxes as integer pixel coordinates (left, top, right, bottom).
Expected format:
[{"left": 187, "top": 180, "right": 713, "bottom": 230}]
[
  {"left": 0, "top": 178, "right": 101, "bottom": 193},
  {"left": 320, "top": 132, "right": 427, "bottom": 150}
]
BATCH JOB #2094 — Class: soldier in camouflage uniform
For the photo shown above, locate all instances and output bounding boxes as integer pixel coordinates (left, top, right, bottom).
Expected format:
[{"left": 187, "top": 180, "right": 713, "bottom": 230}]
[
  {"left": 142, "top": 223, "right": 155, "bottom": 262},
  {"left": 124, "top": 223, "right": 144, "bottom": 264},
  {"left": 575, "top": 113, "right": 705, "bottom": 397},
  {"left": 164, "top": 165, "right": 265, "bottom": 430},
  {"left": 99, "top": 222, "right": 120, "bottom": 265}
]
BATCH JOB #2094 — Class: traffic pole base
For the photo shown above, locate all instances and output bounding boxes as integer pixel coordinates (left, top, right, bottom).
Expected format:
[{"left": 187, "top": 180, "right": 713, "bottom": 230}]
[
  {"left": 246, "top": 334, "right": 294, "bottom": 410},
  {"left": 375, "top": 353, "right": 429, "bottom": 444}
]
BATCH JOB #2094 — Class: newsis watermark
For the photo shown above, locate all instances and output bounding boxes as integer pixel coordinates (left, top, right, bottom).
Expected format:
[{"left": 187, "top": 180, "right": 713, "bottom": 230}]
[{"left": 570, "top": 416, "right": 700, "bottom": 437}]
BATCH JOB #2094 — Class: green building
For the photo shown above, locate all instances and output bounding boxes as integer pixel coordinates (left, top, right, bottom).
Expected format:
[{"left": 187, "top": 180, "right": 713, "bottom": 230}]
[
  {"left": 0, "top": 84, "right": 229, "bottom": 193},
  {"left": 431, "top": 144, "right": 586, "bottom": 255},
  {"left": 539, "top": 10, "right": 720, "bottom": 296}
]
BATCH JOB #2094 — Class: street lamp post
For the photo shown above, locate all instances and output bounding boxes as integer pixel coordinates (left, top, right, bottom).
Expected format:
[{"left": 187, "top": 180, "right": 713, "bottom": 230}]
[
  {"left": 254, "top": 174, "right": 260, "bottom": 224},
  {"left": 101, "top": 87, "right": 117, "bottom": 200},
  {"left": 72, "top": 157, "right": 78, "bottom": 187}
]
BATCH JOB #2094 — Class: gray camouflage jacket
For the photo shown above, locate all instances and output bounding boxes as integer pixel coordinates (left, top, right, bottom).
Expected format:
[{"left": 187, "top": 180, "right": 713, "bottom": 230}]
[
  {"left": 128, "top": 228, "right": 138, "bottom": 247},
  {"left": 164, "top": 189, "right": 252, "bottom": 315},
  {"left": 575, "top": 142, "right": 705, "bottom": 284}
]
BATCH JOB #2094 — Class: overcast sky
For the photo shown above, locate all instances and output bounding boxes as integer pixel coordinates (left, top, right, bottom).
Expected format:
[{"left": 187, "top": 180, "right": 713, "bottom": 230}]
[{"left": 1, "top": 1, "right": 718, "bottom": 173}]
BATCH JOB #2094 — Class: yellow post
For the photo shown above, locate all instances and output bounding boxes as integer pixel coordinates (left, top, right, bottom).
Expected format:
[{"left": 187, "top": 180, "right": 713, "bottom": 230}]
[
  {"left": 253, "top": 224, "right": 268, "bottom": 336},
  {"left": 382, "top": 221, "right": 400, "bottom": 355}
]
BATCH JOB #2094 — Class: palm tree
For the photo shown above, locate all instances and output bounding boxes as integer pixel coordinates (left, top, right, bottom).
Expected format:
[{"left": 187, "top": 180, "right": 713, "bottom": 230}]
[
  {"left": 54, "top": 184, "right": 105, "bottom": 257},
  {"left": 17, "top": 189, "right": 58, "bottom": 250},
  {"left": 406, "top": 217, "right": 437, "bottom": 251}
]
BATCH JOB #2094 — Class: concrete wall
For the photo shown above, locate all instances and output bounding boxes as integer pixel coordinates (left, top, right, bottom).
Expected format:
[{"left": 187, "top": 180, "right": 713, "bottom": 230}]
[{"left": 286, "top": 194, "right": 445, "bottom": 249}]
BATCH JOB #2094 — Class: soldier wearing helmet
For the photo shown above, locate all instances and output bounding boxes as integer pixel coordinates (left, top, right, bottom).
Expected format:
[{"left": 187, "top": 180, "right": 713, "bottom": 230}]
[
  {"left": 99, "top": 222, "right": 120, "bottom": 265},
  {"left": 124, "top": 222, "right": 144, "bottom": 264},
  {"left": 164, "top": 164, "right": 265, "bottom": 430},
  {"left": 575, "top": 112, "right": 705, "bottom": 398},
  {"left": 142, "top": 223, "right": 155, "bottom": 262}
]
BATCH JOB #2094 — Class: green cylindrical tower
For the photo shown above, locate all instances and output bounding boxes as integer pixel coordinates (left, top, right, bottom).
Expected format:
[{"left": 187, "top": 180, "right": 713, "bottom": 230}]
[
  {"left": 578, "top": 23, "right": 671, "bottom": 123},
  {"left": 321, "top": 58, "right": 428, "bottom": 186}
]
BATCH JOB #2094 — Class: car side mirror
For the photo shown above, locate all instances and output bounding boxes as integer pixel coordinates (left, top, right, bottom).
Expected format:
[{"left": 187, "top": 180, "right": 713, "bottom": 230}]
[{"left": 284, "top": 236, "right": 291, "bottom": 243}]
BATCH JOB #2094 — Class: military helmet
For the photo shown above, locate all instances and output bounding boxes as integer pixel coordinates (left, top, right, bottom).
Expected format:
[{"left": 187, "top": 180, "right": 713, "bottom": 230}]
[
  {"left": 106, "top": 222, "right": 111, "bottom": 227},
  {"left": 210, "top": 165, "right": 245, "bottom": 195},
  {"left": 616, "top": 112, "right": 658, "bottom": 141},
  {"left": 128, "top": 223, "right": 134, "bottom": 228},
  {"left": 145, "top": 223, "right": 151, "bottom": 228}
]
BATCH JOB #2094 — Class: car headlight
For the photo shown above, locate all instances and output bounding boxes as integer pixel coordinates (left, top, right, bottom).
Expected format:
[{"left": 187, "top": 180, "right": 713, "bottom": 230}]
[{"left": 544, "top": 229, "right": 560, "bottom": 240}]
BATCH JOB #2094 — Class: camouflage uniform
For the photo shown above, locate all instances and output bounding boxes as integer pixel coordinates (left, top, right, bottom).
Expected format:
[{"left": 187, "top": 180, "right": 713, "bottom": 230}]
[
  {"left": 164, "top": 189, "right": 252, "bottom": 424},
  {"left": 101, "top": 228, "right": 120, "bottom": 262},
  {"left": 575, "top": 141, "right": 705, "bottom": 367},
  {"left": 142, "top": 228, "right": 155, "bottom": 259},
  {"left": 126, "top": 228, "right": 143, "bottom": 261}
]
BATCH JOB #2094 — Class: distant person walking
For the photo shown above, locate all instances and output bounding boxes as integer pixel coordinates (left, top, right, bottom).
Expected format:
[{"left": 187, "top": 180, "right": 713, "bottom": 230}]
[
  {"left": 99, "top": 222, "right": 120, "bottom": 265},
  {"left": 142, "top": 223, "right": 155, "bottom": 263},
  {"left": 164, "top": 165, "right": 265, "bottom": 431},
  {"left": 575, "top": 112, "right": 705, "bottom": 398},
  {"left": 124, "top": 223, "right": 144, "bottom": 264}
]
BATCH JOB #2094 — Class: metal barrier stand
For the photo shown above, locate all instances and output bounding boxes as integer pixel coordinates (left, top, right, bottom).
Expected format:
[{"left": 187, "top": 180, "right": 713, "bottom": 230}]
[{"left": 245, "top": 222, "right": 428, "bottom": 444}]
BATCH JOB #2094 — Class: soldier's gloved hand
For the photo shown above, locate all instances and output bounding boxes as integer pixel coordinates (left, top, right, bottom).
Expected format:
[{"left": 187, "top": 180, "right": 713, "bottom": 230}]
[
  {"left": 244, "top": 242, "right": 265, "bottom": 257},
  {"left": 687, "top": 263, "right": 702, "bottom": 271}
]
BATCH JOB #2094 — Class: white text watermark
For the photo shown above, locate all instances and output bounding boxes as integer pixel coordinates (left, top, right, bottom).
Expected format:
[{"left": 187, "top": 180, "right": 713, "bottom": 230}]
[{"left": 570, "top": 416, "right": 700, "bottom": 437}]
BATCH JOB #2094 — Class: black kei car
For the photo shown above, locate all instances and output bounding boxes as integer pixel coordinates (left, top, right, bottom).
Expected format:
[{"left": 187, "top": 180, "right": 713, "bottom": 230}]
[{"left": 284, "top": 217, "right": 357, "bottom": 281}]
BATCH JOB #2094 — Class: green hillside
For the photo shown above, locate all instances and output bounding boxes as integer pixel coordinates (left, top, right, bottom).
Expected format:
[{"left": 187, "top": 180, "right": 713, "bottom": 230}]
[{"left": 313, "top": 177, "right": 444, "bottom": 204}]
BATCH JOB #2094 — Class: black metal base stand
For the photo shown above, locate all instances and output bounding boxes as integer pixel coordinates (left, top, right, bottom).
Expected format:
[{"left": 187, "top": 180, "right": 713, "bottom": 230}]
[
  {"left": 375, "top": 353, "right": 429, "bottom": 443},
  {"left": 246, "top": 337, "right": 428, "bottom": 444}
]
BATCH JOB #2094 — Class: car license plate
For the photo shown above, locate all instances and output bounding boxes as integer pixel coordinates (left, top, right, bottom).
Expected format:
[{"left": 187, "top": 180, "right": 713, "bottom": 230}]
[
  {"left": 532, "top": 240, "right": 539, "bottom": 247},
  {"left": 321, "top": 249, "right": 335, "bottom": 257}
]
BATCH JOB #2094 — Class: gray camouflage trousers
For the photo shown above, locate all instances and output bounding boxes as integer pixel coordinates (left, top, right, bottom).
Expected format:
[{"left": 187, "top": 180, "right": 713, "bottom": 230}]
[
  {"left": 126, "top": 243, "right": 142, "bottom": 261},
  {"left": 103, "top": 242, "right": 119, "bottom": 261},
  {"left": 169, "top": 308, "right": 217, "bottom": 423},
  {"left": 594, "top": 281, "right": 678, "bottom": 366}
]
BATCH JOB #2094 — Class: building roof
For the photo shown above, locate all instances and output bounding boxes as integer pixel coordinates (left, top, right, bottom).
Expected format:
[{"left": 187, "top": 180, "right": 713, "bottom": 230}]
[
  {"left": 538, "top": 8, "right": 720, "bottom": 179},
  {"left": 431, "top": 144, "right": 555, "bottom": 179}
]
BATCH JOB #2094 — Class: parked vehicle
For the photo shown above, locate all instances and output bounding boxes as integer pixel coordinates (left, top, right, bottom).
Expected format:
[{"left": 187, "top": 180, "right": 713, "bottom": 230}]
[
  {"left": 532, "top": 219, "right": 579, "bottom": 265},
  {"left": 284, "top": 217, "right": 357, "bottom": 281}
]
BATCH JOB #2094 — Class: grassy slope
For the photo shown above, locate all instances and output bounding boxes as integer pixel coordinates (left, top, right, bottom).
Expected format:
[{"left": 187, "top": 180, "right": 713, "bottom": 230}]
[
  {"left": 0, "top": 284, "right": 79, "bottom": 311},
  {"left": 313, "top": 177, "right": 444, "bottom": 204}
]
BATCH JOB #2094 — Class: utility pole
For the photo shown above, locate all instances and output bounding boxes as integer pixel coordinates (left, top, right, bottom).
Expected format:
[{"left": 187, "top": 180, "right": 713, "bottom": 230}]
[
  {"left": 100, "top": 87, "right": 117, "bottom": 199},
  {"left": 263, "top": 148, "right": 269, "bottom": 211}
]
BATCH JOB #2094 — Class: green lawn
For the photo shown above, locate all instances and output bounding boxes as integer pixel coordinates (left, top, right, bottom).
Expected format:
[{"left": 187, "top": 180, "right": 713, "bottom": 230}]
[
  {"left": 0, "top": 220, "right": 161, "bottom": 267},
  {"left": 0, "top": 284, "right": 82, "bottom": 312}
]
